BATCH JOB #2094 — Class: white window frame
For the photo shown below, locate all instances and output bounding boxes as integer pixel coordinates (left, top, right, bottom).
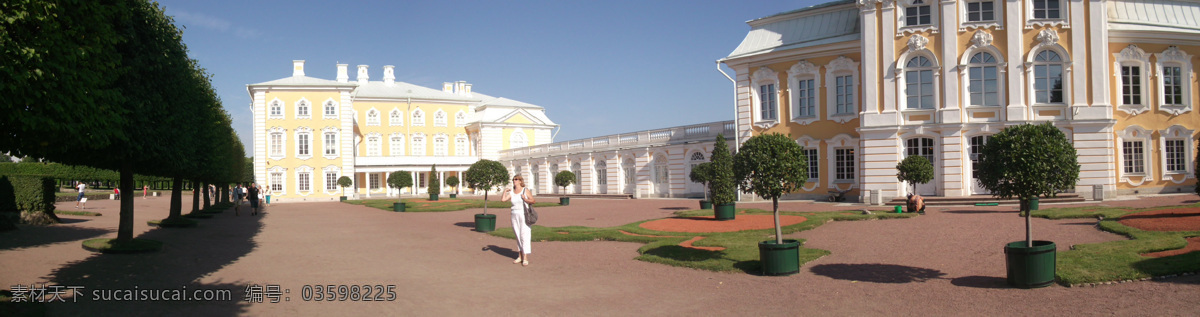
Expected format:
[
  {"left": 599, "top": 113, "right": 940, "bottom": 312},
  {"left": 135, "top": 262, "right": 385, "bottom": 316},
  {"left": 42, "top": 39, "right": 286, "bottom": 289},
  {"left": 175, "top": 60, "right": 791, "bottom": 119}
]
[
  {"left": 1025, "top": 0, "right": 1068, "bottom": 29},
  {"left": 295, "top": 127, "right": 312, "bottom": 160},
  {"left": 826, "top": 134, "right": 859, "bottom": 184},
  {"left": 960, "top": 42, "right": 1006, "bottom": 109},
  {"left": 596, "top": 159, "right": 608, "bottom": 189},
  {"left": 788, "top": 61, "right": 821, "bottom": 125},
  {"left": 411, "top": 133, "right": 426, "bottom": 156},
  {"left": 323, "top": 167, "right": 339, "bottom": 193},
  {"left": 389, "top": 109, "right": 403, "bottom": 126},
  {"left": 904, "top": 55, "right": 939, "bottom": 110},
  {"left": 296, "top": 166, "right": 313, "bottom": 195},
  {"left": 268, "top": 127, "right": 286, "bottom": 161},
  {"left": 826, "top": 56, "right": 860, "bottom": 123},
  {"left": 412, "top": 108, "right": 425, "bottom": 127},
  {"left": 366, "top": 108, "right": 380, "bottom": 126},
  {"left": 1156, "top": 46, "right": 1194, "bottom": 116},
  {"left": 434, "top": 109, "right": 447, "bottom": 127},
  {"left": 268, "top": 99, "right": 284, "bottom": 120},
  {"left": 369, "top": 173, "right": 381, "bottom": 191},
  {"left": 268, "top": 166, "right": 286, "bottom": 195},
  {"left": 510, "top": 130, "right": 528, "bottom": 149},
  {"left": 1117, "top": 125, "right": 1153, "bottom": 186},
  {"left": 295, "top": 98, "right": 311, "bottom": 120},
  {"left": 323, "top": 99, "right": 338, "bottom": 119},
  {"left": 796, "top": 136, "right": 821, "bottom": 191},
  {"left": 750, "top": 67, "right": 780, "bottom": 129},
  {"left": 1025, "top": 29, "right": 1071, "bottom": 115},
  {"left": 455, "top": 134, "right": 468, "bottom": 156},
  {"left": 896, "top": 36, "right": 939, "bottom": 116},
  {"left": 390, "top": 133, "right": 405, "bottom": 156},
  {"left": 455, "top": 110, "right": 468, "bottom": 127},
  {"left": 652, "top": 155, "right": 669, "bottom": 185},
  {"left": 1159, "top": 125, "right": 1196, "bottom": 183},
  {"left": 434, "top": 134, "right": 448, "bottom": 156},
  {"left": 366, "top": 133, "right": 381, "bottom": 157},
  {"left": 322, "top": 128, "right": 338, "bottom": 159},
  {"left": 1113, "top": 44, "right": 1151, "bottom": 116},
  {"left": 959, "top": 0, "right": 1002, "bottom": 31},
  {"left": 897, "top": 0, "right": 939, "bottom": 35}
]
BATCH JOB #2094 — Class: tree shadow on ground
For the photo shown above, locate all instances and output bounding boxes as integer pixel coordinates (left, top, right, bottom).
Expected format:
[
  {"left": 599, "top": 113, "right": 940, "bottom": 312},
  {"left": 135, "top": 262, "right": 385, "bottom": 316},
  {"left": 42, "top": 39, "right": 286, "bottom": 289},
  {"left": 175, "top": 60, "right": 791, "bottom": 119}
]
[
  {"left": 43, "top": 206, "right": 261, "bottom": 315},
  {"left": 484, "top": 245, "right": 518, "bottom": 259},
  {"left": 642, "top": 245, "right": 724, "bottom": 262},
  {"left": 949, "top": 275, "right": 1008, "bottom": 288},
  {"left": 660, "top": 207, "right": 690, "bottom": 211},
  {"left": 809, "top": 263, "right": 947, "bottom": 283},
  {"left": 1133, "top": 252, "right": 1200, "bottom": 285},
  {"left": 453, "top": 222, "right": 474, "bottom": 228},
  {"left": 940, "top": 209, "right": 1016, "bottom": 214},
  {"left": 0, "top": 225, "right": 110, "bottom": 251},
  {"left": 1119, "top": 211, "right": 1200, "bottom": 220}
]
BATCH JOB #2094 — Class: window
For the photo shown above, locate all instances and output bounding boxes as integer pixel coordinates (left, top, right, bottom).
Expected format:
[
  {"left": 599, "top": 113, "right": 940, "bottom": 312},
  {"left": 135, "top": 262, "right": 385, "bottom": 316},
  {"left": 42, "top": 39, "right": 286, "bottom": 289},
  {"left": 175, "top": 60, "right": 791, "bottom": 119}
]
[
  {"left": 324, "top": 100, "right": 337, "bottom": 118},
  {"left": 750, "top": 67, "right": 779, "bottom": 127},
  {"left": 369, "top": 174, "right": 380, "bottom": 190},
  {"left": 825, "top": 56, "right": 859, "bottom": 122},
  {"left": 788, "top": 61, "right": 821, "bottom": 123},
  {"left": 510, "top": 131, "right": 528, "bottom": 149},
  {"left": 968, "top": 53, "right": 1000, "bottom": 107},
  {"left": 269, "top": 100, "right": 283, "bottom": 119},
  {"left": 796, "top": 79, "right": 816, "bottom": 118},
  {"left": 434, "top": 110, "right": 447, "bottom": 127},
  {"left": 1121, "top": 66, "right": 1142, "bottom": 106},
  {"left": 835, "top": 75, "right": 854, "bottom": 115},
  {"left": 1155, "top": 46, "right": 1194, "bottom": 115},
  {"left": 270, "top": 172, "right": 283, "bottom": 192},
  {"left": 969, "top": 135, "right": 990, "bottom": 180},
  {"left": 835, "top": 148, "right": 855, "bottom": 181},
  {"left": 1164, "top": 66, "right": 1183, "bottom": 105},
  {"left": 689, "top": 152, "right": 705, "bottom": 184},
  {"left": 905, "top": 56, "right": 936, "bottom": 109},
  {"left": 906, "top": 138, "right": 936, "bottom": 167},
  {"left": 623, "top": 158, "right": 635, "bottom": 191},
  {"left": 270, "top": 132, "right": 283, "bottom": 158},
  {"left": 434, "top": 135, "right": 447, "bottom": 156},
  {"left": 805, "top": 148, "right": 819, "bottom": 180},
  {"left": 1165, "top": 140, "right": 1186, "bottom": 173},
  {"left": 966, "top": 1, "right": 995, "bottom": 22},
  {"left": 418, "top": 173, "right": 426, "bottom": 188},
  {"left": 572, "top": 162, "right": 583, "bottom": 194},
  {"left": 297, "top": 131, "right": 311, "bottom": 157},
  {"left": 1032, "top": 50, "right": 1064, "bottom": 104},
  {"left": 455, "top": 135, "right": 467, "bottom": 156},
  {"left": 325, "top": 171, "right": 338, "bottom": 191},
  {"left": 390, "top": 110, "right": 403, "bottom": 126},
  {"left": 1032, "top": 0, "right": 1060, "bottom": 20},
  {"left": 1122, "top": 141, "right": 1145, "bottom": 175},
  {"left": 296, "top": 100, "right": 310, "bottom": 119},
  {"left": 367, "top": 109, "right": 380, "bottom": 126},
  {"left": 390, "top": 134, "right": 404, "bottom": 156},
  {"left": 412, "top": 134, "right": 425, "bottom": 156},
  {"left": 412, "top": 109, "right": 425, "bottom": 126},
  {"left": 596, "top": 160, "right": 607, "bottom": 187},
  {"left": 367, "top": 135, "right": 380, "bottom": 157},
  {"left": 455, "top": 111, "right": 467, "bottom": 127},
  {"left": 298, "top": 171, "right": 311, "bottom": 192},
  {"left": 759, "top": 84, "right": 777, "bottom": 120},
  {"left": 653, "top": 157, "right": 668, "bottom": 185},
  {"left": 324, "top": 132, "right": 337, "bottom": 156},
  {"left": 905, "top": 0, "right": 931, "bottom": 26}
]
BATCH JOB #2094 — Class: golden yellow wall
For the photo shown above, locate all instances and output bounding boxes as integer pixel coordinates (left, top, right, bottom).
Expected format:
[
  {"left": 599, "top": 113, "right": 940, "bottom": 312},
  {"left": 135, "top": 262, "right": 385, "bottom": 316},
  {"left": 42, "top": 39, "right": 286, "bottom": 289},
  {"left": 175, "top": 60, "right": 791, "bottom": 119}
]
[
  {"left": 262, "top": 90, "right": 344, "bottom": 199},
  {"left": 352, "top": 101, "right": 472, "bottom": 157}
]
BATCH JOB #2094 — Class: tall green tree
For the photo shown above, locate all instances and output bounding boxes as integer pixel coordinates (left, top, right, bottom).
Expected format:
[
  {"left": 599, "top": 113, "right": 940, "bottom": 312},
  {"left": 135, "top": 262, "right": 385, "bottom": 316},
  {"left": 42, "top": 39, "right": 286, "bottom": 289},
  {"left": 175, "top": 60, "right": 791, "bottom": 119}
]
[
  {"left": 429, "top": 165, "right": 440, "bottom": 196},
  {"left": 976, "top": 122, "right": 1079, "bottom": 247},
  {"left": 554, "top": 171, "right": 576, "bottom": 194},
  {"left": 709, "top": 134, "right": 736, "bottom": 206},
  {"left": 896, "top": 155, "right": 933, "bottom": 196},
  {"left": 733, "top": 133, "right": 808, "bottom": 244},
  {"left": 388, "top": 171, "right": 413, "bottom": 203},
  {"left": 464, "top": 159, "right": 509, "bottom": 215}
]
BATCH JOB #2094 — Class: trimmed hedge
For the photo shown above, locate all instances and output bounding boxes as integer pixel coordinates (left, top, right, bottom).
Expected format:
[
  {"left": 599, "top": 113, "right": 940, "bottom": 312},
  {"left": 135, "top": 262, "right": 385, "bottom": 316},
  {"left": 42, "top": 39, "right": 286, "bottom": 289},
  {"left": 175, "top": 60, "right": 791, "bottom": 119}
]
[{"left": 0, "top": 175, "right": 59, "bottom": 225}]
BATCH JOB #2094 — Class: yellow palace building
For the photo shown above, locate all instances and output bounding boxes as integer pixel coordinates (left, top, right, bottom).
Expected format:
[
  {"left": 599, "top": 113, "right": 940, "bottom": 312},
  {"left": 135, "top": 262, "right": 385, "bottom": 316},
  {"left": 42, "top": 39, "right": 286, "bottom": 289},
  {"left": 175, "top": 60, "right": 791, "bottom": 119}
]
[
  {"left": 721, "top": 0, "right": 1200, "bottom": 202},
  {"left": 247, "top": 61, "right": 557, "bottom": 203}
]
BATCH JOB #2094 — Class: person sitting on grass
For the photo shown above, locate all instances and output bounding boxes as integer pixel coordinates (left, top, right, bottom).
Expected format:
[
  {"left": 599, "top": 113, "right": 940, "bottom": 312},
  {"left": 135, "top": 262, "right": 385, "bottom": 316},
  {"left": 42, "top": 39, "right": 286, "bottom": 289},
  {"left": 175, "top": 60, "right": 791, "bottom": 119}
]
[{"left": 906, "top": 193, "right": 926, "bottom": 214}]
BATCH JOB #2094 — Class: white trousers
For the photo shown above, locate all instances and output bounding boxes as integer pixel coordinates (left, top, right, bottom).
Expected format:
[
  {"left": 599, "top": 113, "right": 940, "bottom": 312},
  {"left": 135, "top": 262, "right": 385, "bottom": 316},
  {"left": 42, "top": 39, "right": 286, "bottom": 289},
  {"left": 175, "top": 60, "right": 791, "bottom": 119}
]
[{"left": 511, "top": 208, "right": 532, "bottom": 255}]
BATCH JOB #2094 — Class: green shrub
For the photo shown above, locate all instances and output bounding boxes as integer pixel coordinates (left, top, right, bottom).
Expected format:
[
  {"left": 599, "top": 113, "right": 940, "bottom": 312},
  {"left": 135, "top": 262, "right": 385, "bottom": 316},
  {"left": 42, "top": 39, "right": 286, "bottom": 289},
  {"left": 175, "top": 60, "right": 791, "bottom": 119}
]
[
  {"left": 429, "top": 165, "right": 440, "bottom": 196},
  {"left": 896, "top": 155, "right": 933, "bottom": 194},
  {"left": 709, "top": 134, "right": 736, "bottom": 206},
  {"left": 554, "top": 171, "right": 576, "bottom": 193},
  {"left": 1, "top": 175, "right": 59, "bottom": 224}
]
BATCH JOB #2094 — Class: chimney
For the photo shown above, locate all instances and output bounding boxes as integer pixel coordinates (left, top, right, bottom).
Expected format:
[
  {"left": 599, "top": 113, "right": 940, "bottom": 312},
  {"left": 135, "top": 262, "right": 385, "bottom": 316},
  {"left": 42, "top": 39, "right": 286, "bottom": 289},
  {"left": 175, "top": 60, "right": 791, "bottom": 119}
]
[
  {"left": 357, "top": 65, "right": 369, "bottom": 84},
  {"left": 455, "top": 81, "right": 466, "bottom": 96},
  {"left": 463, "top": 83, "right": 472, "bottom": 96},
  {"left": 336, "top": 64, "right": 348, "bottom": 83},
  {"left": 293, "top": 60, "right": 305, "bottom": 77},
  {"left": 383, "top": 65, "right": 395, "bottom": 85},
  {"left": 443, "top": 82, "right": 453, "bottom": 92}
]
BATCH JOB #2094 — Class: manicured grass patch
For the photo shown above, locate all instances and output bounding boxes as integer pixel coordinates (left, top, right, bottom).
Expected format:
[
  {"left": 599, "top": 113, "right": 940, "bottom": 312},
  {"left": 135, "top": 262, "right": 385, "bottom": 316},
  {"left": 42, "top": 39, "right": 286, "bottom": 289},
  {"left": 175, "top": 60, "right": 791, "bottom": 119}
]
[
  {"left": 346, "top": 198, "right": 559, "bottom": 213},
  {"left": 54, "top": 210, "right": 101, "bottom": 217},
  {"left": 82, "top": 238, "right": 162, "bottom": 254},
  {"left": 1033, "top": 204, "right": 1200, "bottom": 285},
  {"left": 488, "top": 208, "right": 915, "bottom": 274},
  {"left": 147, "top": 217, "right": 198, "bottom": 228}
]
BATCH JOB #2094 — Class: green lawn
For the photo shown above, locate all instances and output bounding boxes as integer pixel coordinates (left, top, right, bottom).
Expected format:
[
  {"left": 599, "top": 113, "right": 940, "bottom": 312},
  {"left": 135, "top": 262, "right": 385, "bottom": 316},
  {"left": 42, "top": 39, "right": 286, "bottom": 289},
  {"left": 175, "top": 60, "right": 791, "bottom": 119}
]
[
  {"left": 488, "top": 208, "right": 914, "bottom": 273},
  {"left": 1032, "top": 204, "right": 1200, "bottom": 285},
  {"left": 345, "top": 197, "right": 560, "bottom": 212}
]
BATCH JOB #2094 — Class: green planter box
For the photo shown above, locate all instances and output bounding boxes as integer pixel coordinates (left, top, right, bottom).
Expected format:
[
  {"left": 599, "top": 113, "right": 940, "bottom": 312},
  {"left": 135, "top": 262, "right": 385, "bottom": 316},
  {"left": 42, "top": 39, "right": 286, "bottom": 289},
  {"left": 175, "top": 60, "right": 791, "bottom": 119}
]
[
  {"left": 429, "top": 194, "right": 439, "bottom": 201},
  {"left": 699, "top": 200, "right": 712, "bottom": 210},
  {"left": 1004, "top": 240, "right": 1056, "bottom": 288},
  {"left": 449, "top": 194, "right": 457, "bottom": 198},
  {"left": 393, "top": 202, "right": 405, "bottom": 212},
  {"left": 339, "top": 196, "right": 347, "bottom": 202},
  {"left": 759, "top": 239, "right": 801, "bottom": 276},
  {"left": 714, "top": 203, "right": 736, "bottom": 220},
  {"left": 1020, "top": 197, "right": 1040, "bottom": 211},
  {"left": 559, "top": 197, "right": 570, "bottom": 206},
  {"left": 474, "top": 214, "right": 496, "bottom": 232}
]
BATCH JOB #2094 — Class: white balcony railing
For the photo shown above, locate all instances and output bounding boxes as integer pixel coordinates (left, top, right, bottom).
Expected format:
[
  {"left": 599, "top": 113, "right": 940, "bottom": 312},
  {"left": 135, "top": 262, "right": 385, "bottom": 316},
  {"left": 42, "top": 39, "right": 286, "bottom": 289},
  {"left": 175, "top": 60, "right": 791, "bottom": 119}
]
[{"left": 498, "top": 120, "right": 734, "bottom": 159}]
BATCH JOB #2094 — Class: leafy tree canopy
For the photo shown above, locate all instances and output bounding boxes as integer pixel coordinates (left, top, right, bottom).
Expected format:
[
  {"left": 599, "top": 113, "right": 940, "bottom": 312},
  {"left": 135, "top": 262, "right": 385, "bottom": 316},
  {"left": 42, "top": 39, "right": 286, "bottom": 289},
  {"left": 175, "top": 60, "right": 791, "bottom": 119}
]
[
  {"left": 709, "top": 134, "right": 736, "bottom": 206},
  {"left": 976, "top": 122, "right": 1079, "bottom": 201},
  {"left": 554, "top": 170, "right": 576, "bottom": 190}
]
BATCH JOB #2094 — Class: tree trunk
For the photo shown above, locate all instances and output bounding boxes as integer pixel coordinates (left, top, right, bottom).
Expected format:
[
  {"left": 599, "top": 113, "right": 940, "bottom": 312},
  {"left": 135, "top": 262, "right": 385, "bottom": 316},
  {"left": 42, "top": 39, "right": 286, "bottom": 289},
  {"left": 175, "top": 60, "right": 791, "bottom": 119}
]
[
  {"left": 168, "top": 176, "right": 182, "bottom": 219},
  {"left": 202, "top": 182, "right": 210, "bottom": 209},
  {"left": 191, "top": 180, "right": 200, "bottom": 214},
  {"left": 483, "top": 191, "right": 489, "bottom": 215},
  {"left": 220, "top": 184, "right": 228, "bottom": 204},
  {"left": 773, "top": 197, "right": 782, "bottom": 245},
  {"left": 117, "top": 161, "right": 134, "bottom": 241},
  {"left": 1024, "top": 197, "right": 1033, "bottom": 248}
]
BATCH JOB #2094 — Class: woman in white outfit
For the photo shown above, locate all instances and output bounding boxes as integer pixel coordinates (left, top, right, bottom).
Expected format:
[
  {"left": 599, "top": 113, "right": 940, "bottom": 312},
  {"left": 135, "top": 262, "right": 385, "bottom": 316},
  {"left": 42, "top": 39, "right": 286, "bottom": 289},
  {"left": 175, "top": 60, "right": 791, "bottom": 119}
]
[{"left": 501, "top": 175, "right": 535, "bottom": 267}]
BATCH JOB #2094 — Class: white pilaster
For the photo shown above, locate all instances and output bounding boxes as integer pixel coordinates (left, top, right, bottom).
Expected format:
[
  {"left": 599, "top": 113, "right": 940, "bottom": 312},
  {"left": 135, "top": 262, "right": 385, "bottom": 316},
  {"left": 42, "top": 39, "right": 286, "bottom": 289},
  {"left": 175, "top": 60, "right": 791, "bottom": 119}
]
[
  {"left": 1005, "top": 0, "right": 1027, "bottom": 121},
  {"left": 1068, "top": 0, "right": 1088, "bottom": 114},
  {"left": 939, "top": 0, "right": 962, "bottom": 124},
  {"left": 1082, "top": 0, "right": 1113, "bottom": 120}
]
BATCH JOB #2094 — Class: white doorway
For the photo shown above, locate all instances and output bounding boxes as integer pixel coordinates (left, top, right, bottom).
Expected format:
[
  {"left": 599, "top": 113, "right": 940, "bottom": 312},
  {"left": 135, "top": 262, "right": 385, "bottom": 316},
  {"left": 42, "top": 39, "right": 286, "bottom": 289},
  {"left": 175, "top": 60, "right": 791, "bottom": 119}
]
[
  {"left": 622, "top": 157, "right": 635, "bottom": 194},
  {"left": 968, "top": 135, "right": 991, "bottom": 195},
  {"left": 905, "top": 137, "right": 937, "bottom": 196},
  {"left": 595, "top": 160, "right": 608, "bottom": 194}
]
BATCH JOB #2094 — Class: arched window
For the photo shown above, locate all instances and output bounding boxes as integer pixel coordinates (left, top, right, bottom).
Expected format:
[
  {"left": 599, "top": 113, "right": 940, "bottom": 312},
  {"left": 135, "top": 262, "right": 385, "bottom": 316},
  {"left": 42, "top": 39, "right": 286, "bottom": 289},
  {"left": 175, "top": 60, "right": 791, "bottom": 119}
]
[
  {"left": 622, "top": 157, "right": 636, "bottom": 194},
  {"left": 367, "top": 109, "right": 380, "bottom": 126},
  {"left": 390, "top": 109, "right": 403, "bottom": 126},
  {"left": 434, "top": 110, "right": 447, "bottom": 127},
  {"left": 411, "top": 133, "right": 426, "bottom": 156},
  {"left": 296, "top": 99, "right": 310, "bottom": 119},
  {"left": 825, "top": 56, "right": 859, "bottom": 122},
  {"left": 455, "top": 134, "right": 468, "bottom": 156},
  {"left": 390, "top": 134, "right": 404, "bottom": 156},
  {"left": 653, "top": 155, "right": 669, "bottom": 185},
  {"left": 455, "top": 111, "right": 467, "bottom": 127},
  {"left": 434, "top": 135, "right": 448, "bottom": 156},
  {"left": 1156, "top": 46, "right": 1194, "bottom": 115},
  {"left": 967, "top": 52, "right": 1000, "bottom": 107},
  {"left": 324, "top": 100, "right": 337, "bottom": 119},
  {"left": 510, "top": 131, "right": 528, "bottom": 149},
  {"left": 571, "top": 162, "right": 583, "bottom": 194},
  {"left": 750, "top": 67, "right": 779, "bottom": 126},
  {"left": 688, "top": 152, "right": 705, "bottom": 184},
  {"left": 1032, "top": 50, "right": 1065, "bottom": 104},
  {"left": 412, "top": 109, "right": 425, "bottom": 126},
  {"left": 532, "top": 164, "right": 540, "bottom": 191},
  {"left": 905, "top": 56, "right": 937, "bottom": 109},
  {"left": 595, "top": 160, "right": 608, "bottom": 193},
  {"left": 788, "top": 61, "right": 820, "bottom": 124},
  {"left": 269, "top": 100, "right": 283, "bottom": 119},
  {"left": 549, "top": 163, "right": 560, "bottom": 194}
]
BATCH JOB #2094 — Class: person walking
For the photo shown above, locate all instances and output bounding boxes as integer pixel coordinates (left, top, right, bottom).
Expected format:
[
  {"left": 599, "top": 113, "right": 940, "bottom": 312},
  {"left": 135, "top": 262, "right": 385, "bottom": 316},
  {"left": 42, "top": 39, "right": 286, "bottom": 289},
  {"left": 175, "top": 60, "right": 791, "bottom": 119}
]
[
  {"left": 143, "top": 185, "right": 149, "bottom": 199},
  {"left": 234, "top": 184, "right": 244, "bottom": 215},
  {"left": 501, "top": 175, "right": 535, "bottom": 267},
  {"left": 74, "top": 181, "right": 86, "bottom": 209},
  {"left": 247, "top": 183, "right": 260, "bottom": 216},
  {"left": 257, "top": 185, "right": 265, "bottom": 207}
]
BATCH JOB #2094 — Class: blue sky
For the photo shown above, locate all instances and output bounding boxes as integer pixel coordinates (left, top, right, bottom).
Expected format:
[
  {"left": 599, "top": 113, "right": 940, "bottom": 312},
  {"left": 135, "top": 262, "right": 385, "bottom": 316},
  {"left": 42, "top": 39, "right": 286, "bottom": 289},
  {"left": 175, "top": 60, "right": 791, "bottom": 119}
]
[{"left": 155, "top": 0, "right": 830, "bottom": 155}]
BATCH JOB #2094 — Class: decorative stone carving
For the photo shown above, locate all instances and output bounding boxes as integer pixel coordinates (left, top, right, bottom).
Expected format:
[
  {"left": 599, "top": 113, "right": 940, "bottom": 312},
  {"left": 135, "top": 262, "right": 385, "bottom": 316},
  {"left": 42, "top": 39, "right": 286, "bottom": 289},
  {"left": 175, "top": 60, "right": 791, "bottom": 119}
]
[
  {"left": 970, "top": 30, "right": 992, "bottom": 48},
  {"left": 1117, "top": 44, "right": 1146, "bottom": 61},
  {"left": 907, "top": 34, "right": 929, "bottom": 52},
  {"left": 752, "top": 67, "right": 777, "bottom": 82},
  {"left": 829, "top": 56, "right": 857, "bottom": 72},
  {"left": 1036, "top": 29, "right": 1059, "bottom": 47},
  {"left": 1163, "top": 46, "right": 1187, "bottom": 60},
  {"left": 789, "top": 60, "right": 818, "bottom": 75}
]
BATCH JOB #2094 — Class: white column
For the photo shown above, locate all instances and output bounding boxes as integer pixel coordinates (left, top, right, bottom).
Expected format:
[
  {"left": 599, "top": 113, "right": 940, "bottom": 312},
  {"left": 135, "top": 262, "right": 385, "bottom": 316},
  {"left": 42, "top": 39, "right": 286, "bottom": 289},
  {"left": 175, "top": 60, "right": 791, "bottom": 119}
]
[
  {"left": 1068, "top": 0, "right": 1088, "bottom": 113},
  {"left": 410, "top": 171, "right": 417, "bottom": 195},
  {"left": 1081, "top": 0, "right": 1112, "bottom": 120},
  {"left": 861, "top": 2, "right": 880, "bottom": 115},
  {"left": 439, "top": 171, "right": 445, "bottom": 194},
  {"left": 939, "top": 0, "right": 961, "bottom": 124},
  {"left": 881, "top": 2, "right": 897, "bottom": 115},
  {"left": 1005, "top": 0, "right": 1027, "bottom": 121}
]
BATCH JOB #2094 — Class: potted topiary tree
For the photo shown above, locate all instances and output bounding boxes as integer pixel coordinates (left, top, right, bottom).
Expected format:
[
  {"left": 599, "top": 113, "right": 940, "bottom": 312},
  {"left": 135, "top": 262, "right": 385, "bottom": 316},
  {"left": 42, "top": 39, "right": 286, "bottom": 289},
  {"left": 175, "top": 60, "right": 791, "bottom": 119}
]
[
  {"left": 446, "top": 175, "right": 460, "bottom": 198},
  {"left": 428, "top": 165, "right": 440, "bottom": 201},
  {"left": 710, "top": 134, "right": 737, "bottom": 220},
  {"left": 337, "top": 176, "right": 353, "bottom": 201},
  {"left": 733, "top": 133, "right": 808, "bottom": 276},
  {"left": 465, "top": 159, "right": 509, "bottom": 232},
  {"left": 976, "top": 122, "right": 1079, "bottom": 288},
  {"left": 896, "top": 155, "right": 933, "bottom": 213},
  {"left": 689, "top": 162, "right": 714, "bottom": 209},
  {"left": 387, "top": 170, "right": 412, "bottom": 212},
  {"left": 554, "top": 170, "right": 576, "bottom": 205}
]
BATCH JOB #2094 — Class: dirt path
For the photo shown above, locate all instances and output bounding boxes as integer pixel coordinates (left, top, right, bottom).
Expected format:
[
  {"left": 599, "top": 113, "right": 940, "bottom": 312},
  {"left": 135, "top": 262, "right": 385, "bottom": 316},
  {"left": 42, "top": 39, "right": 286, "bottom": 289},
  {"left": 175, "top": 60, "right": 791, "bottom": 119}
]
[{"left": 1, "top": 195, "right": 1198, "bottom": 316}]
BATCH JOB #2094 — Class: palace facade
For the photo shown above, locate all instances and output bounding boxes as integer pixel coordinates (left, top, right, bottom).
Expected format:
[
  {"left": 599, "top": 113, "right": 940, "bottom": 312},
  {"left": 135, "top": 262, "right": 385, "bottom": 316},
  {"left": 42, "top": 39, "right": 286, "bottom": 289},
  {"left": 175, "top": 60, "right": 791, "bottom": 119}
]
[{"left": 248, "top": 61, "right": 556, "bottom": 203}]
